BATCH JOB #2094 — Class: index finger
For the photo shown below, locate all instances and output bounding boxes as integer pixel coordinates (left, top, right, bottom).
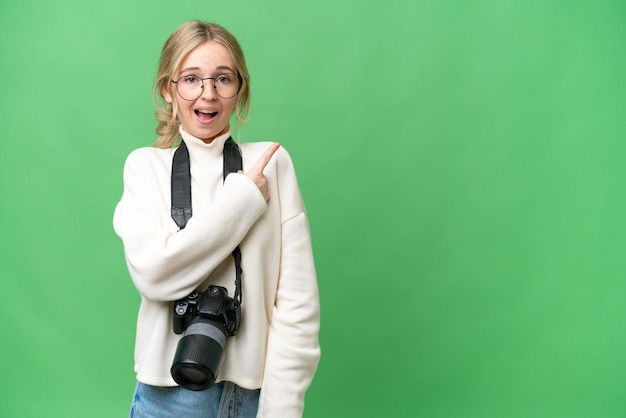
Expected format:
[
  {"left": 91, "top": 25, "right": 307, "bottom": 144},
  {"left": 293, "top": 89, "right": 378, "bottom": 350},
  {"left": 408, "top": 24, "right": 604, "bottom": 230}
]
[{"left": 250, "top": 142, "right": 280, "bottom": 174}]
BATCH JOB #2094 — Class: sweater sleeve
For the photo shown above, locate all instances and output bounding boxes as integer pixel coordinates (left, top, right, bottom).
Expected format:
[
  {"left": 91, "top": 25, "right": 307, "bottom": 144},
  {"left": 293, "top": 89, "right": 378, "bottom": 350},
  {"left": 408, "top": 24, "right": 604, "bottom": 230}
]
[
  {"left": 258, "top": 213, "right": 321, "bottom": 418},
  {"left": 113, "top": 149, "right": 267, "bottom": 302},
  {"left": 257, "top": 149, "right": 321, "bottom": 417}
]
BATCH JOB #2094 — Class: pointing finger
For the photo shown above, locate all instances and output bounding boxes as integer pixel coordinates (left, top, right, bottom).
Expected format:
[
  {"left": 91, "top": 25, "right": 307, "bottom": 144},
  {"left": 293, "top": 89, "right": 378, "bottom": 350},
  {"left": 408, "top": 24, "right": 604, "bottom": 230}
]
[{"left": 249, "top": 143, "right": 280, "bottom": 174}]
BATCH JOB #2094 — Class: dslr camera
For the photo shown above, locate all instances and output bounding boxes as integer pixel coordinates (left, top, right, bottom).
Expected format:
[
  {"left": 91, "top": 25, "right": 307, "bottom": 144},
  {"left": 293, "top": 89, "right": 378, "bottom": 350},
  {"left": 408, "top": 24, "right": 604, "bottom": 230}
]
[{"left": 170, "top": 285, "right": 241, "bottom": 391}]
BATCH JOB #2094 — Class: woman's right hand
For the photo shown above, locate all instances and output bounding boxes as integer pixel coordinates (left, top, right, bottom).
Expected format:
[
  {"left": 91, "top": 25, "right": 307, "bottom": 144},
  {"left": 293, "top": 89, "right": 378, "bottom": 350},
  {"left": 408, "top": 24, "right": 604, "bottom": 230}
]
[{"left": 239, "top": 142, "right": 280, "bottom": 202}]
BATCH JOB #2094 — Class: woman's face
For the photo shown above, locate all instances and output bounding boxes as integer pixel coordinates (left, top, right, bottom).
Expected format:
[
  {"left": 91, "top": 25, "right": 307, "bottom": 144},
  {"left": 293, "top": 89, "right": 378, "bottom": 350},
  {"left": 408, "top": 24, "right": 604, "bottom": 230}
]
[{"left": 163, "top": 41, "right": 238, "bottom": 143}]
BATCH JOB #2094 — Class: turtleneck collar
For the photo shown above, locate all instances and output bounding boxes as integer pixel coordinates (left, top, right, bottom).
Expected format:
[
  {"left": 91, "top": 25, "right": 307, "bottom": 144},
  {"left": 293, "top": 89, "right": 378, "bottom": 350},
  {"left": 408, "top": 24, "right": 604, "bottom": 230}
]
[{"left": 179, "top": 126, "right": 232, "bottom": 169}]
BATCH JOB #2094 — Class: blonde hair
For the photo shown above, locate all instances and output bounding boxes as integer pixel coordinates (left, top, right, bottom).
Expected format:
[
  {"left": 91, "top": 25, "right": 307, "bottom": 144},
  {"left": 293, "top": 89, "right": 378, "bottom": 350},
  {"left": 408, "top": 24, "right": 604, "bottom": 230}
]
[{"left": 153, "top": 21, "right": 250, "bottom": 148}]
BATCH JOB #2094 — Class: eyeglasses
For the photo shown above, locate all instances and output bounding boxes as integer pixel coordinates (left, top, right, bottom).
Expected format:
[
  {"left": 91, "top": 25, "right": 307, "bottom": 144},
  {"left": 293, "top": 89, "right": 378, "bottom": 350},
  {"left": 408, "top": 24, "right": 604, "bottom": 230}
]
[{"left": 171, "top": 73, "right": 241, "bottom": 101}]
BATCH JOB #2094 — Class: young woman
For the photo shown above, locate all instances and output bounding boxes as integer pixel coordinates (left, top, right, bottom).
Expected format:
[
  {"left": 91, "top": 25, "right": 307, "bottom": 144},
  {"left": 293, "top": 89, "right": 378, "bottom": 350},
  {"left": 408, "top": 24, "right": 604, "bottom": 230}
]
[{"left": 113, "top": 20, "right": 321, "bottom": 417}]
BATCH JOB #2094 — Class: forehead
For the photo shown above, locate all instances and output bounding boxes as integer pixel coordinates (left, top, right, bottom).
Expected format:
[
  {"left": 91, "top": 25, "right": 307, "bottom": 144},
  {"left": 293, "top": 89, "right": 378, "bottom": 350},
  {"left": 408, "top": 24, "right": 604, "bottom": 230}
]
[{"left": 177, "top": 41, "right": 235, "bottom": 73}]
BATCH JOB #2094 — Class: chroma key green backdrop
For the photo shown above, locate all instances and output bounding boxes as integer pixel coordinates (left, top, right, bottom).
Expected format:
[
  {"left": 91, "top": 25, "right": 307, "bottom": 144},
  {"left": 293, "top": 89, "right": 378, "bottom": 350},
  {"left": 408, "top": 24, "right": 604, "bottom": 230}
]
[{"left": 1, "top": 1, "right": 625, "bottom": 417}]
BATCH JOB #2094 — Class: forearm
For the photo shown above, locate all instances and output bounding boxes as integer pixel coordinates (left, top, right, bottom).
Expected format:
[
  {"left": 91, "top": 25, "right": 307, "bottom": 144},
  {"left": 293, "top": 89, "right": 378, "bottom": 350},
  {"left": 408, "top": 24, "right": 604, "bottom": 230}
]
[{"left": 114, "top": 173, "right": 267, "bottom": 301}]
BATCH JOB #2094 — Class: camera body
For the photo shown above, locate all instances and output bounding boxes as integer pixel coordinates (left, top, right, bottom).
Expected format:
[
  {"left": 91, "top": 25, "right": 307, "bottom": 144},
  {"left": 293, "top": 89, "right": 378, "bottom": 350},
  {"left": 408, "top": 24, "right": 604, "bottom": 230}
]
[
  {"left": 171, "top": 285, "right": 241, "bottom": 391},
  {"left": 173, "top": 285, "right": 240, "bottom": 336}
]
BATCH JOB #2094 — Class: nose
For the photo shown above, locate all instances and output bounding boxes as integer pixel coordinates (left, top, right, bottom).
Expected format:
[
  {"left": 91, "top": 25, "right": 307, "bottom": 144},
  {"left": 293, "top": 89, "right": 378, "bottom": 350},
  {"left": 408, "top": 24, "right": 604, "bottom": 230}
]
[{"left": 199, "top": 79, "right": 217, "bottom": 101}]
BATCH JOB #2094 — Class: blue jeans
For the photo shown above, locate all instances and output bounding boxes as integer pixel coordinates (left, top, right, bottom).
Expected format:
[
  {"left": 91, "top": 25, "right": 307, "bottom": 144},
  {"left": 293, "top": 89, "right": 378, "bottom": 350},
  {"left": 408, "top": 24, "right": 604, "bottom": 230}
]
[{"left": 129, "top": 381, "right": 260, "bottom": 418}]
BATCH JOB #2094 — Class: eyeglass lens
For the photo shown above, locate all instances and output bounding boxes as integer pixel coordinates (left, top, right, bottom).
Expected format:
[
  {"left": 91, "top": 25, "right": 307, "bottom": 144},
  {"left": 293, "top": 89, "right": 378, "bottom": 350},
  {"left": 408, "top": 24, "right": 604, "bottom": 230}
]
[{"left": 175, "top": 74, "right": 240, "bottom": 100}]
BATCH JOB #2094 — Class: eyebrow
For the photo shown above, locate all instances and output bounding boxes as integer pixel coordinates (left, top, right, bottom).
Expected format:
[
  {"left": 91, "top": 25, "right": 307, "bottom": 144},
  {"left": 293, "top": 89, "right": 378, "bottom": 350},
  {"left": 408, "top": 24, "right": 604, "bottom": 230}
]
[
  {"left": 215, "top": 65, "right": 236, "bottom": 73},
  {"left": 179, "top": 65, "right": 236, "bottom": 75}
]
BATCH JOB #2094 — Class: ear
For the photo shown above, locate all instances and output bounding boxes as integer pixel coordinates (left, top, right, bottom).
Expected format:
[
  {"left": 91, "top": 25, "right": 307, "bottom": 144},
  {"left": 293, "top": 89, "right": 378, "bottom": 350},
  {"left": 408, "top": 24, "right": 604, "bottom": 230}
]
[{"left": 162, "top": 84, "right": 173, "bottom": 104}]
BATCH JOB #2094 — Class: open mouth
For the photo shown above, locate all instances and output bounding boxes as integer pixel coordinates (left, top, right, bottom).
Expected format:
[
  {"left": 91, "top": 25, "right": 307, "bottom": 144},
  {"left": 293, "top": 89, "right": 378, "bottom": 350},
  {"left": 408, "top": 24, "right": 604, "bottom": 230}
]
[{"left": 195, "top": 109, "right": 218, "bottom": 122}]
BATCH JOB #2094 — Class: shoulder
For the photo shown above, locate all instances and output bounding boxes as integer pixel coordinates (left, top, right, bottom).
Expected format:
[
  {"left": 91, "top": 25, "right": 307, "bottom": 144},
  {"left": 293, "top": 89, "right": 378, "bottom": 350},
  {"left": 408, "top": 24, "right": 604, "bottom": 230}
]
[
  {"left": 121, "top": 146, "right": 175, "bottom": 184},
  {"left": 123, "top": 146, "right": 174, "bottom": 170}
]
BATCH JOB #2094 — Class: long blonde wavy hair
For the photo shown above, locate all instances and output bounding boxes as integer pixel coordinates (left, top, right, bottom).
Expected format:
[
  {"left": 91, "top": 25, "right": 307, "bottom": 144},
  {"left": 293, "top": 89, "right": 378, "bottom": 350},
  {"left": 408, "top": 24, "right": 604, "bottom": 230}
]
[{"left": 153, "top": 21, "right": 250, "bottom": 148}]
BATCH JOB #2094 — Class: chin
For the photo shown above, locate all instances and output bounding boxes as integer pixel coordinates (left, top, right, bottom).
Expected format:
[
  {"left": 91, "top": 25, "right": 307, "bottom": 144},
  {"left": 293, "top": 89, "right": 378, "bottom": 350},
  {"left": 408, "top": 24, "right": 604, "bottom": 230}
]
[{"left": 196, "top": 128, "right": 228, "bottom": 143}]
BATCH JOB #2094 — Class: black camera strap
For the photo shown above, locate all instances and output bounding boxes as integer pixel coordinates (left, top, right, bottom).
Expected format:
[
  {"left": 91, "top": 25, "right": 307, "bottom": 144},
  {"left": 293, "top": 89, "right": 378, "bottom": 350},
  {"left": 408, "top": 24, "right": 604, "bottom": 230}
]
[{"left": 171, "top": 138, "right": 243, "bottom": 306}]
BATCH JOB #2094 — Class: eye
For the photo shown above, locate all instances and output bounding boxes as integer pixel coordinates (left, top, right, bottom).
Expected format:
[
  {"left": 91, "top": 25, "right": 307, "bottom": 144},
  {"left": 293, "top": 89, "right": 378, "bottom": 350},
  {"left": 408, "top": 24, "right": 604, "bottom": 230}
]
[
  {"left": 182, "top": 76, "right": 199, "bottom": 84},
  {"left": 215, "top": 74, "right": 233, "bottom": 85}
]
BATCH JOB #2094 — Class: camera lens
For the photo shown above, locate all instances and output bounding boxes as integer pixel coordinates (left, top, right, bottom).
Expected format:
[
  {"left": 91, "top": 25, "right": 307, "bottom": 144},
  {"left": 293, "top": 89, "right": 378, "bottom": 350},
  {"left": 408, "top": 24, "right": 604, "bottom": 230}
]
[
  {"left": 170, "top": 317, "right": 227, "bottom": 391},
  {"left": 176, "top": 367, "right": 207, "bottom": 385}
]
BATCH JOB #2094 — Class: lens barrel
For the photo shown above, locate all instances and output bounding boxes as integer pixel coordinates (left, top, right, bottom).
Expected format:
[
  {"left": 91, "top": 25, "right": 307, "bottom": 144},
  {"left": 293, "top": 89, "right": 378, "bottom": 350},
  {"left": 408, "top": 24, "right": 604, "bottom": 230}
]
[{"left": 170, "top": 317, "right": 227, "bottom": 391}]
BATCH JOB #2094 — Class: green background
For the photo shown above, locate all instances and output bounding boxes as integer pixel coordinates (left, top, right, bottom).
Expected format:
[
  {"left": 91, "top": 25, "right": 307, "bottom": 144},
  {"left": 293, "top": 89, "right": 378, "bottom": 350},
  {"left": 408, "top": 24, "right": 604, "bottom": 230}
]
[{"left": 1, "top": 1, "right": 625, "bottom": 417}]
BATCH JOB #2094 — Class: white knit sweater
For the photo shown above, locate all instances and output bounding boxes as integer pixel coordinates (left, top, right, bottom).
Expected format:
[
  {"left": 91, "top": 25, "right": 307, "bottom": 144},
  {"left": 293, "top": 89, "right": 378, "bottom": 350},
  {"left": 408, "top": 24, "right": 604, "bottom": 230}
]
[{"left": 113, "top": 128, "right": 320, "bottom": 417}]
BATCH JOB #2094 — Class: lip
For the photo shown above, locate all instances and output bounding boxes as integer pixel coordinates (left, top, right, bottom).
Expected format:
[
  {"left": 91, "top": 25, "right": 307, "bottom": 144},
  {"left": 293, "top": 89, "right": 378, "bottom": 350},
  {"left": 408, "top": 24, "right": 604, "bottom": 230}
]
[{"left": 194, "top": 108, "right": 219, "bottom": 124}]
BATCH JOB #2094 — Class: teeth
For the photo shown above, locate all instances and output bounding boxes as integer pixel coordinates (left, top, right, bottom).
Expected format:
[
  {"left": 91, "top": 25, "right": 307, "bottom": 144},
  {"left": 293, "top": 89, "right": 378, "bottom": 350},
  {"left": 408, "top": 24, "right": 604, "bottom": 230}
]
[{"left": 197, "top": 110, "right": 216, "bottom": 114}]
